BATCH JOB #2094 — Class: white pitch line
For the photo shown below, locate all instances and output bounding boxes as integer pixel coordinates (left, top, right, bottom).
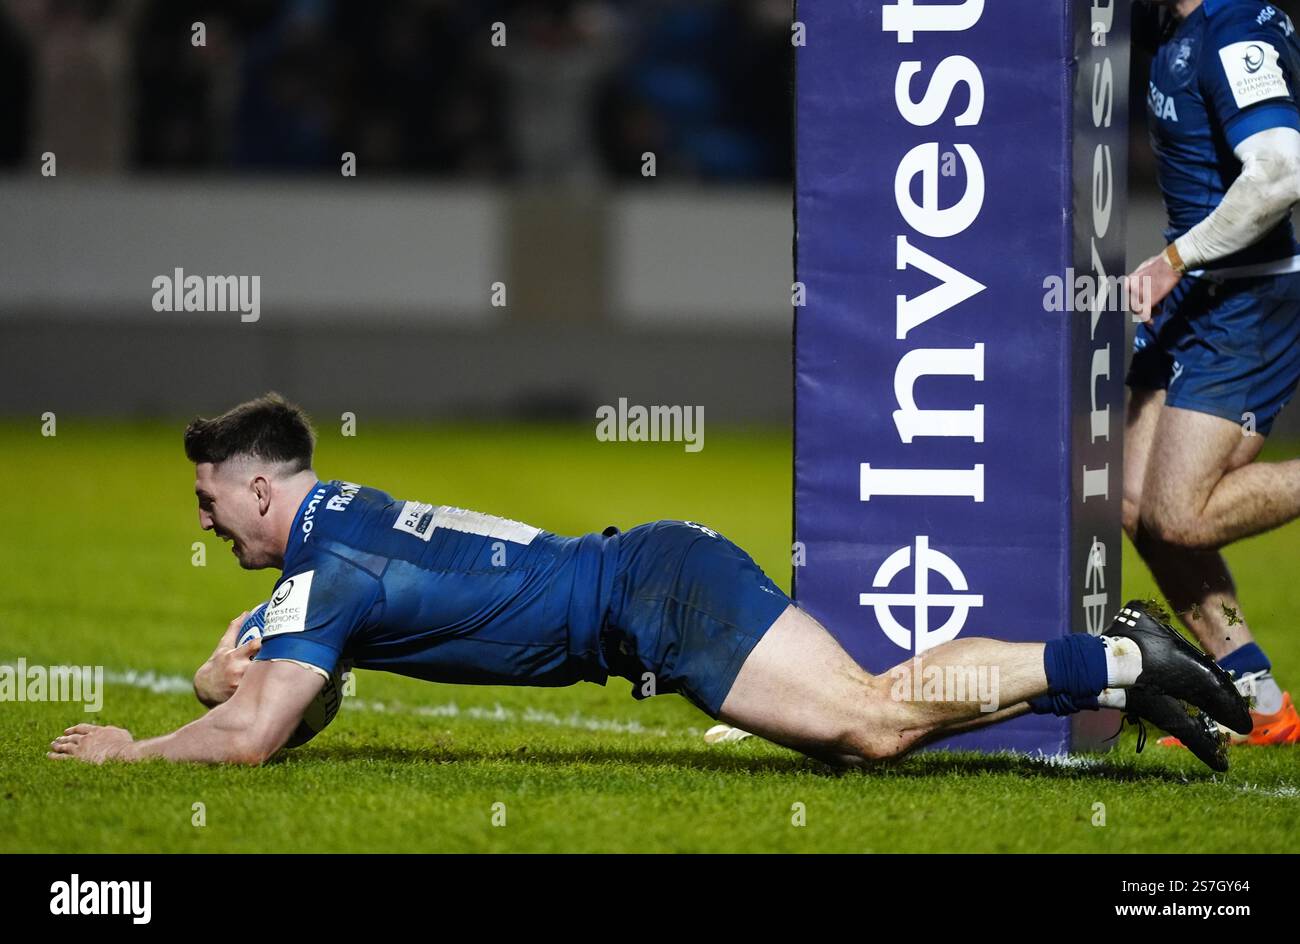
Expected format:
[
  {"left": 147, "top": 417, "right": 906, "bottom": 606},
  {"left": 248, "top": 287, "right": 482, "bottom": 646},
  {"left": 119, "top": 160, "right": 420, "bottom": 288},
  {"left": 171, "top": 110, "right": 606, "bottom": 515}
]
[
  {"left": 1027, "top": 751, "right": 1105, "bottom": 770},
  {"left": 1234, "top": 781, "right": 1299, "bottom": 799},
  {"left": 105, "top": 667, "right": 195, "bottom": 696}
]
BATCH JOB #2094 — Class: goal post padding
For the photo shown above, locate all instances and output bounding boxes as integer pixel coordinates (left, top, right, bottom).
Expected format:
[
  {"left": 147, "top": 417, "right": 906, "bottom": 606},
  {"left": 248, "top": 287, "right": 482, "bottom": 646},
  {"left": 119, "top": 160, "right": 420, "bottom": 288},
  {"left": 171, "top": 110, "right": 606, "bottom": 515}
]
[{"left": 793, "top": 0, "right": 1130, "bottom": 753}]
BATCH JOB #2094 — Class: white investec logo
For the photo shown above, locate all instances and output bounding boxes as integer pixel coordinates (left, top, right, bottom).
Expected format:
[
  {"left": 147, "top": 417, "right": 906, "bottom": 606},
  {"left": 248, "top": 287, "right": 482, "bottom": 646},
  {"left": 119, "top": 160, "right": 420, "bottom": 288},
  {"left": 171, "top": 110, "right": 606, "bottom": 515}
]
[
  {"left": 1083, "top": 537, "right": 1109, "bottom": 635},
  {"left": 859, "top": 536, "right": 983, "bottom": 654}
]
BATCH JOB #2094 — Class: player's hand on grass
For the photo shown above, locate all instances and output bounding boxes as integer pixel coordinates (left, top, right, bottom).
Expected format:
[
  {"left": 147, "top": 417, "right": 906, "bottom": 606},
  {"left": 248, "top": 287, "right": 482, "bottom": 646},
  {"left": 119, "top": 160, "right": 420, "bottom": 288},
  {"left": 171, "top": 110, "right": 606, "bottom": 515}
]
[
  {"left": 47, "top": 724, "right": 134, "bottom": 764},
  {"left": 193, "top": 610, "right": 259, "bottom": 708},
  {"left": 1127, "top": 251, "right": 1182, "bottom": 323}
]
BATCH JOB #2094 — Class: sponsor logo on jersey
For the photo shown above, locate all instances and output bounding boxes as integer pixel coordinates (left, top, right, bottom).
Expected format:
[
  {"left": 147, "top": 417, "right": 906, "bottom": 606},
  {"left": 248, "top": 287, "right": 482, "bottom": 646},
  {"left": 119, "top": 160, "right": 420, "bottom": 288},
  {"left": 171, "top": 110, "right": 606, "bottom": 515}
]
[
  {"left": 392, "top": 501, "right": 438, "bottom": 541},
  {"left": 1148, "top": 81, "right": 1179, "bottom": 121},
  {"left": 301, "top": 486, "right": 327, "bottom": 539},
  {"left": 392, "top": 501, "right": 541, "bottom": 544}
]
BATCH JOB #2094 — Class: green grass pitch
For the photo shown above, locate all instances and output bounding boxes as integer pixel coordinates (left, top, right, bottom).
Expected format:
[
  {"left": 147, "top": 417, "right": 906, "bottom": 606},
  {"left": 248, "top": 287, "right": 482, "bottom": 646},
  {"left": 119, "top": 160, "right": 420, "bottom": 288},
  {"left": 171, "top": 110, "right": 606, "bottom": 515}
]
[{"left": 1, "top": 420, "right": 1296, "bottom": 853}]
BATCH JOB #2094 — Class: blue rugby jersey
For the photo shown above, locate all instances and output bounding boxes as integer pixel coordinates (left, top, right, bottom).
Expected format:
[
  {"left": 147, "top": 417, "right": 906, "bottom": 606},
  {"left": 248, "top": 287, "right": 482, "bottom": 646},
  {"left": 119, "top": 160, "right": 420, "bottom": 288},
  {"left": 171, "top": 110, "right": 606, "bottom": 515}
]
[
  {"left": 252, "top": 480, "right": 617, "bottom": 687},
  {"left": 1147, "top": 0, "right": 1300, "bottom": 269}
]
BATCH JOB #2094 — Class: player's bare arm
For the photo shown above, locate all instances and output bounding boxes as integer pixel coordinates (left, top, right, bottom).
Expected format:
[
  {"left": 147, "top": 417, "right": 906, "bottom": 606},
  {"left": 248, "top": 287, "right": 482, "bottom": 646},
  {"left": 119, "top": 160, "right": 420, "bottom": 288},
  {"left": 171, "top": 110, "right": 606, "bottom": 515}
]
[
  {"left": 1128, "top": 126, "right": 1300, "bottom": 320},
  {"left": 49, "top": 659, "right": 325, "bottom": 766}
]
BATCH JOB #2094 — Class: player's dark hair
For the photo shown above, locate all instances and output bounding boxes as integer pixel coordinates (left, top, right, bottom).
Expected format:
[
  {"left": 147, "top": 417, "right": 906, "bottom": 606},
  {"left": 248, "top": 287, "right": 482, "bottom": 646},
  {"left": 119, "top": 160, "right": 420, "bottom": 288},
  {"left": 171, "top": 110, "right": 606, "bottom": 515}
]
[{"left": 183, "top": 392, "right": 316, "bottom": 472}]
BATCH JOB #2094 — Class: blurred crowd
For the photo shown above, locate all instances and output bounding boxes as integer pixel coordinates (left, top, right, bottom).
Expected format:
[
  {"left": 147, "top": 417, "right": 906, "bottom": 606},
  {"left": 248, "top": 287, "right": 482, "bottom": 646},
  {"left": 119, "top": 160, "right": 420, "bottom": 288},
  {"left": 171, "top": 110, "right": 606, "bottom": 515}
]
[{"left": 0, "top": 0, "right": 793, "bottom": 182}]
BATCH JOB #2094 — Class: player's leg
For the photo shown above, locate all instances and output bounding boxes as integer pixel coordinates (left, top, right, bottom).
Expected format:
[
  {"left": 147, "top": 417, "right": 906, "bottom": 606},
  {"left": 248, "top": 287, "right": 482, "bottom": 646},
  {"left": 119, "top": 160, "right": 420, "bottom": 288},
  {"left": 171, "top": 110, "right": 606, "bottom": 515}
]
[
  {"left": 1141, "top": 405, "right": 1300, "bottom": 553},
  {"left": 1123, "top": 271, "right": 1300, "bottom": 742},
  {"left": 1133, "top": 275, "right": 1300, "bottom": 557},
  {"left": 716, "top": 604, "right": 1051, "bottom": 765},
  {"left": 719, "top": 601, "right": 1250, "bottom": 768},
  {"left": 616, "top": 522, "right": 1246, "bottom": 766},
  {"left": 1124, "top": 389, "right": 1265, "bottom": 660},
  {"left": 1135, "top": 405, "right": 1299, "bottom": 736},
  {"left": 609, "top": 523, "right": 1057, "bottom": 764}
]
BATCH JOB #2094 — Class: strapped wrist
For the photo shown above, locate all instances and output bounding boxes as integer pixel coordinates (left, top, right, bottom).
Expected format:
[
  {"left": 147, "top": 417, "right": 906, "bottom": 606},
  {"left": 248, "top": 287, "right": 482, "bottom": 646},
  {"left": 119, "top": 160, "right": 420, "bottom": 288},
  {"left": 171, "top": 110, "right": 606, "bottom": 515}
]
[{"left": 1162, "top": 242, "right": 1188, "bottom": 275}]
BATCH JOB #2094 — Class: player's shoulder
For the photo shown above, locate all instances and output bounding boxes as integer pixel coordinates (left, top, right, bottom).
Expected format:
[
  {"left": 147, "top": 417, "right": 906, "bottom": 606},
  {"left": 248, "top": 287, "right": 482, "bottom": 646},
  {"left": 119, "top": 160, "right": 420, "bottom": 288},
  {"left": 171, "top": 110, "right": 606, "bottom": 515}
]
[
  {"left": 1198, "top": 0, "right": 1297, "bottom": 114},
  {"left": 1202, "top": 0, "right": 1291, "bottom": 42},
  {"left": 286, "top": 479, "right": 395, "bottom": 572}
]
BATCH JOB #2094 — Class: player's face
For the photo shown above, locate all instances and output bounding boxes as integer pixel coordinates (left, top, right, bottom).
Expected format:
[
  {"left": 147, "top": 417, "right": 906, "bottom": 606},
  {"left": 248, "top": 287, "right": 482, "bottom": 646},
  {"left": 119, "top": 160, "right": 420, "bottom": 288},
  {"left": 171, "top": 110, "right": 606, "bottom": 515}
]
[{"left": 193, "top": 461, "right": 274, "bottom": 569}]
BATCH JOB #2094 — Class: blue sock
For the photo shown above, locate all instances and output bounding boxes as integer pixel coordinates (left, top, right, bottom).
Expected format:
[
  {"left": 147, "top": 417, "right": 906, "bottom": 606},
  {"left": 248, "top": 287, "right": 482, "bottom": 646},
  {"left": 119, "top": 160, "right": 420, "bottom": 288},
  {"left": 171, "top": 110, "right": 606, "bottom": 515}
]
[
  {"left": 1028, "top": 692, "right": 1101, "bottom": 716},
  {"left": 1043, "top": 635, "right": 1110, "bottom": 700},
  {"left": 1219, "top": 642, "right": 1271, "bottom": 678}
]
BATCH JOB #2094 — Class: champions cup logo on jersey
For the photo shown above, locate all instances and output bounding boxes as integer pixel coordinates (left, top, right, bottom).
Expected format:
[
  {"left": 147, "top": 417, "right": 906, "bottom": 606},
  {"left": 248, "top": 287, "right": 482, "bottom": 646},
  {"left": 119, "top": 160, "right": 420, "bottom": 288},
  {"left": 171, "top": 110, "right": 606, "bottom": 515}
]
[
  {"left": 1220, "top": 39, "right": 1289, "bottom": 107},
  {"left": 264, "top": 572, "right": 313, "bottom": 637}
]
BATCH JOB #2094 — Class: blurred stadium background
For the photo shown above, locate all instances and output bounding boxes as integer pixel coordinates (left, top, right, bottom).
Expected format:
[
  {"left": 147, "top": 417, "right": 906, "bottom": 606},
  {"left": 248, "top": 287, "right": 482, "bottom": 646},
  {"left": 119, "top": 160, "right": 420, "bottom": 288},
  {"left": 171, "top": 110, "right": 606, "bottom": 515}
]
[
  {"left": 0, "top": 0, "right": 1294, "bottom": 434},
  {"left": 0, "top": 0, "right": 794, "bottom": 424}
]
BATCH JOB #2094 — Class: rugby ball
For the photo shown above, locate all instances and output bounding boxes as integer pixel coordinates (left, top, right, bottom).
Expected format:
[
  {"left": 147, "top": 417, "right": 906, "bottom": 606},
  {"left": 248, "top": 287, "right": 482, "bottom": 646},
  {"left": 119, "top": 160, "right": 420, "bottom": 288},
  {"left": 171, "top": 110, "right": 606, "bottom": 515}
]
[{"left": 238, "top": 602, "right": 348, "bottom": 748}]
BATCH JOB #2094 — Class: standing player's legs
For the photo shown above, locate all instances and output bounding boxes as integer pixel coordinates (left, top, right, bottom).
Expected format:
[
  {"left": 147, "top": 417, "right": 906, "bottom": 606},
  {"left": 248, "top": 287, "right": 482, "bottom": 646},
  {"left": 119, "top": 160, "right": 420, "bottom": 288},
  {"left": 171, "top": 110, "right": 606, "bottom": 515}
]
[{"left": 1124, "top": 273, "right": 1300, "bottom": 739}]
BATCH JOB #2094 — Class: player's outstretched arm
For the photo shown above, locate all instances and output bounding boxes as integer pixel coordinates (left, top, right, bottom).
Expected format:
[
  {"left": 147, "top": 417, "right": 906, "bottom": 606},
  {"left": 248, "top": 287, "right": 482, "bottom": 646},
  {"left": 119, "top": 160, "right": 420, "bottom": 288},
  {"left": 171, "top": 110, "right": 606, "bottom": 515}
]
[
  {"left": 193, "top": 610, "right": 261, "bottom": 708},
  {"left": 48, "top": 660, "right": 325, "bottom": 766}
]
